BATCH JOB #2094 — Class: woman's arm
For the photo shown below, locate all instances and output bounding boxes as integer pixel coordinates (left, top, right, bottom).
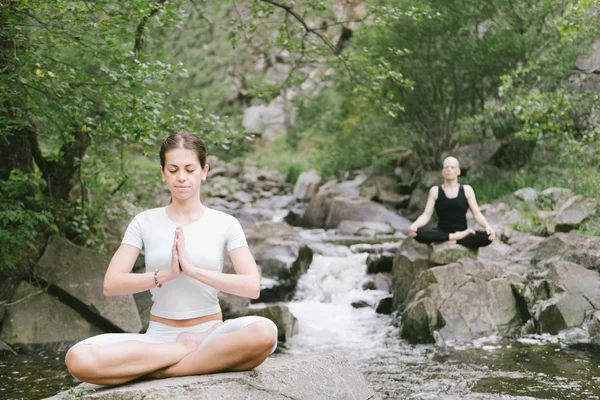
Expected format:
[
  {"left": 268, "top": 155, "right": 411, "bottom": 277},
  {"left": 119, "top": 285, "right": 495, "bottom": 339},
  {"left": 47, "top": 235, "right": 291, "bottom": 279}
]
[
  {"left": 464, "top": 185, "right": 495, "bottom": 240},
  {"left": 175, "top": 227, "right": 260, "bottom": 299},
  {"left": 103, "top": 233, "right": 181, "bottom": 296},
  {"left": 408, "top": 186, "right": 438, "bottom": 236}
]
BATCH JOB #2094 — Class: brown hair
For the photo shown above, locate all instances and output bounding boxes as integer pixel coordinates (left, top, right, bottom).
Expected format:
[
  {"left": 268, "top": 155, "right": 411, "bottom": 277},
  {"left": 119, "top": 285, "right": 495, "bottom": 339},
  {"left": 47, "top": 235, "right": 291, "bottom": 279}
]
[{"left": 160, "top": 131, "right": 208, "bottom": 169}]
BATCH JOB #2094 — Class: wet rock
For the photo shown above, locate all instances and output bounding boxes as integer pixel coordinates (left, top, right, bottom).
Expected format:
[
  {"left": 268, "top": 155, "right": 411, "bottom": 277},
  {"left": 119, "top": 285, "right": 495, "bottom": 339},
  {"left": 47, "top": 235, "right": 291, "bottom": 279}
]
[
  {"left": 522, "top": 280, "right": 551, "bottom": 310},
  {"left": 248, "top": 223, "right": 313, "bottom": 302},
  {"left": 555, "top": 195, "right": 598, "bottom": 232},
  {"left": 537, "top": 294, "right": 594, "bottom": 335},
  {"left": 367, "top": 253, "right": 394, "bottom": 273},
  {"left": 351, "top": 300, "right": 370, "bottom": 308},
  {"left": 1, "top": 281, "right": 102, "bottom": 350},
  {"left": 429, "top": 243, "right": 478, "bottom": 266},
  {"left": 376, "top": 297, "right": 394, "bottom": 314},
  {"left": 244, "top": 303, "right": 298, "bottom": 342},
  {"left": 47, "top": 353, "right": 377, "bottom": 400},
  {"left": 283, "top": 204, "right": 305, "bottom": 227},
  {"left": 302, "top": 179, "right": 339, "bottom": 227},
  {"left": 587, "top": 310, "right": 600, "bottom": 338},
  {"left": 35, "top": 236, "right": 142, "bottom": 333},
  {"left": 372, "top": 272, "right": 393, "bottom": 293}
]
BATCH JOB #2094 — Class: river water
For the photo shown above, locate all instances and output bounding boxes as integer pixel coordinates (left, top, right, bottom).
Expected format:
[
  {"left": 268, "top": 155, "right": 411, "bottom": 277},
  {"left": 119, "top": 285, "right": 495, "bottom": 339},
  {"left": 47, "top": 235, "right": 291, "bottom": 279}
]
[{"left": 1, "top": 235, "right": 599, "bottom": 399}]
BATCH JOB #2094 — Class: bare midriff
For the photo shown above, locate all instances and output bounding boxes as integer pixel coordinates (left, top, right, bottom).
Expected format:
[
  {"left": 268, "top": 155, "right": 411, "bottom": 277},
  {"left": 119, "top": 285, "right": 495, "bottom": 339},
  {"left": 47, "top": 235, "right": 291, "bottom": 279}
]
[{"left": 149, "top": 311, "right": 222, "bottom": 327}]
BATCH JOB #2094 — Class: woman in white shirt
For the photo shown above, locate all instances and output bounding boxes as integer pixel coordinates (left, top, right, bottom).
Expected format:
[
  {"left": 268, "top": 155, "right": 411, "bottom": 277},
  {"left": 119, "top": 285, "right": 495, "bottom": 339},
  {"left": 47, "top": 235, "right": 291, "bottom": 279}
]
[{"left": 65, "top": 132, "right": 277, "bottom": 385}]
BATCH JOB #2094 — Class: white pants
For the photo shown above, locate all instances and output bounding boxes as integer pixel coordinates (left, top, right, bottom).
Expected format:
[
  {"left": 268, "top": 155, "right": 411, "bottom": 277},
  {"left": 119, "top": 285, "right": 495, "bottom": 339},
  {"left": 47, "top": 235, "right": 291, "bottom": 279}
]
[{"left": 69, "top": 316, "right": 278, "bottom": 355}]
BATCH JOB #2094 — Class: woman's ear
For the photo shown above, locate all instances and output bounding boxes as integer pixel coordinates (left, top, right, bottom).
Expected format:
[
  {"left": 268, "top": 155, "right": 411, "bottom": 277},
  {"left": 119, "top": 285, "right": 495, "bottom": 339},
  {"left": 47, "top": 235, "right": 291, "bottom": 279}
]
[{"left": 160, "top": 165, "right": 166, "bottom": 182}]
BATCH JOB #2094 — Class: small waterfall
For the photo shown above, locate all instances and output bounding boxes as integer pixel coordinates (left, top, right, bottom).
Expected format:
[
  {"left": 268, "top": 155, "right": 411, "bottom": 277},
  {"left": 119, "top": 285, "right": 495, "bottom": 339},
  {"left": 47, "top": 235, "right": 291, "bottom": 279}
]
[{"left": 285, "top": 251, "right": 397, "bottom": 358}]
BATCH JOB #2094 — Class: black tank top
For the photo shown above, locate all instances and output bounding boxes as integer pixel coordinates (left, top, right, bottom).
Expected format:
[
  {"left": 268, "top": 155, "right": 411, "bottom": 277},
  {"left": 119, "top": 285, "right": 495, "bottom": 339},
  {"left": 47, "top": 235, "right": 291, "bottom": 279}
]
[{"left": 435, "top": 184, "right": 468, "bottom": 232}]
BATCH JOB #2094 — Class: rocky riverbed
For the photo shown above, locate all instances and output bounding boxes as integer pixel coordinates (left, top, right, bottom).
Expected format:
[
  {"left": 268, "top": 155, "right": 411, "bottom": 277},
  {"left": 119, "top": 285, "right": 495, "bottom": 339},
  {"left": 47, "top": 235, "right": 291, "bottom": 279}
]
[{"left": 1, "top": 155, "right": 599, "bottom": 399}]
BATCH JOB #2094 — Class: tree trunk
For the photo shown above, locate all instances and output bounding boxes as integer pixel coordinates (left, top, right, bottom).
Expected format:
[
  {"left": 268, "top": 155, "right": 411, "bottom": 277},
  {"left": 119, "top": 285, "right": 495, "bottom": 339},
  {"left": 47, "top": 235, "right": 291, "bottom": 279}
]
[{"left": 0, "top": 2, "right": 34, "bottom": 180}]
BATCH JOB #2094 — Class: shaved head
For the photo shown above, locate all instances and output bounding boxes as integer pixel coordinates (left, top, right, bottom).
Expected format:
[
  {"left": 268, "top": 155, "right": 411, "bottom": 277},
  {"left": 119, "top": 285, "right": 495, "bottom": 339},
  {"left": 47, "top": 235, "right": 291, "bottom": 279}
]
[{"left": 443, "top": 157, "right": 460, "bottom": 169}]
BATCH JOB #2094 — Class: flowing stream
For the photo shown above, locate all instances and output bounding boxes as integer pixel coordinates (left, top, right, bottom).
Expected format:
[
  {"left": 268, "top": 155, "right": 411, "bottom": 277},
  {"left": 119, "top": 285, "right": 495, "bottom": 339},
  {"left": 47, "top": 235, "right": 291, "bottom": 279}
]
[
  {"left": 1, "top": 233, "right": 600, "bottom": 399},
  {"left": 281, "top": 239, "right": 600, "bottom": 400}
]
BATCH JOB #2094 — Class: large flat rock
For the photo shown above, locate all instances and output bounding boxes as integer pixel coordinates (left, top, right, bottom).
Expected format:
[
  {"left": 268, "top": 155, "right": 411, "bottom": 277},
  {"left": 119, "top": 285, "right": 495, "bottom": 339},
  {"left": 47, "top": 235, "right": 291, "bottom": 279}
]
[
  {"left": 36, "top": 236, "right": 142, "bottom": 333},
  {"left": 45, "top": 353, "right": 378, "bottom": 400},
  {"left": 1, "top": 281, "right": 102, "bottom": 349}
]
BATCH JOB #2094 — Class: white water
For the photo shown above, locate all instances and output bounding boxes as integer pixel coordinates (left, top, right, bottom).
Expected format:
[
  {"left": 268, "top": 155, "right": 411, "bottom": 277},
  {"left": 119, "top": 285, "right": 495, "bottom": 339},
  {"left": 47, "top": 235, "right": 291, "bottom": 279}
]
[{"left": 281, "top": 245, "right": 600, "bottom": 399}]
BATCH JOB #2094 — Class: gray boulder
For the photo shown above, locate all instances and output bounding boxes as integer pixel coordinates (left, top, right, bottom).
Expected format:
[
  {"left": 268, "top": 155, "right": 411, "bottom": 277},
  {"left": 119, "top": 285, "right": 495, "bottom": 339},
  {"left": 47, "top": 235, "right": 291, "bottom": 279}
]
[
  {"left": 533, "top": 231, "right": 600, "bottom": 273},
  {"left": 1, "top": 281, "right": 102, "bottom": 350},
  {"left": 219, "top": 292, "right": 250, "bottom": 320},
  {"left": 325, "top": 196, "right": 412, "bottom": 232},
  {"left": 419, "top": 171, "right": 441, "bottom": 190},
  {"left": 45, "top": 353, "right": 377, "bottom": 400},
  {"left": 206, "top": 155, "right": 240, "bottom": 178},
  {"left": 408, "top": 188, "right": 428, "bottom": 213},
  {"left": 246, "top": 223, "right": 313, "bottom": 302},
  {"left": 337, "top": 220, "right": 395, "bottom": 236},
  {"left": 513, "top": 187, "right": 537, "bottom": 203},
  {"left": 429, "top": 243, "right": 478, "bottom": 266},
  {"left": 401, "top": 258, "right": 522, "bottom": 344},
  {"left": 555, "top": 195, "right": 598, "bottom": 232},
  {"left": 293, "top": 169, "right": 322, "bottom": 201},
  {"left": 536, "top": 261, "right": 600, "bottom": 334},
  {"left": 243, "top": 303, "right": 298, "bottom": 342},
  {"left": 539, "top": 187, "right": 573, "bottom": 209},
  {"left": 441, "top": 141, "right": 502, "bottom": 172},
  {"left": 392, "top": 238, "right": 430, "bottom": 310},
  {"left": 35, "top": 236, "right": 142, "bottom": 333}
]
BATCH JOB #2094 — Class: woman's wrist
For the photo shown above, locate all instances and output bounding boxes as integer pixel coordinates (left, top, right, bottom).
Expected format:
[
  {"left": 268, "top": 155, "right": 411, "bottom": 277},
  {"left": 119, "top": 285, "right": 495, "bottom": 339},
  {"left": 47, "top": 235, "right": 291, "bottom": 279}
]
[{"left": 158, "top": 269, "right": 175, "bottom": 285}]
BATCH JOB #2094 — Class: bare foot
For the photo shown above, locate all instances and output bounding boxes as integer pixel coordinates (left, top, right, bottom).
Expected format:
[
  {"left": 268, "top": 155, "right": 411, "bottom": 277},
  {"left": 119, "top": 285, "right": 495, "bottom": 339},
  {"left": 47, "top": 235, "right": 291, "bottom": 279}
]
[
  {"left": 449, "top": 229, "right": 475, "bottom": 241},
  {"left": 176, "top": 321, "right": 224, "bottom": 351}
]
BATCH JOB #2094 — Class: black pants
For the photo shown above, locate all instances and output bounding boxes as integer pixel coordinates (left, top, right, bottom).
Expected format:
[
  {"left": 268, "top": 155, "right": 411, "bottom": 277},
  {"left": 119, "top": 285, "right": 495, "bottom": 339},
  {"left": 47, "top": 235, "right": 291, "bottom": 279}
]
[{"left": 415, "top": 227, "right": 492, "bottom": 248}]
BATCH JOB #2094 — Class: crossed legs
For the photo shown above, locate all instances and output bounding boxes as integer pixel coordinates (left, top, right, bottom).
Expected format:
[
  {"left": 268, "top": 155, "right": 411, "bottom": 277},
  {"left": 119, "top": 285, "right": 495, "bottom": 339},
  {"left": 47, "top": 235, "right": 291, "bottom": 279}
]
[
  {"left": 65, "top": 317, "right": 277, "bottom": 385},
  {"left": 415, "top": 227, "right": 492, "bottom": 248}
]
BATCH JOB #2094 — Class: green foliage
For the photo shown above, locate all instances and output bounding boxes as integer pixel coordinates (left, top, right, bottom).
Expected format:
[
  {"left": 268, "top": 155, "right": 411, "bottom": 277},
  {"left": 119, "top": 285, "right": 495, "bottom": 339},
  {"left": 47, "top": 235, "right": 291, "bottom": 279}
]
[
  {"left": 1, "top": 0, "right": 245, "bottom": 258},
  {"left": 0, "top": 170, "right": 53, "bottom": 270},
  {"left": 472, "top": 0, "right": 600, "bottom": 154}
]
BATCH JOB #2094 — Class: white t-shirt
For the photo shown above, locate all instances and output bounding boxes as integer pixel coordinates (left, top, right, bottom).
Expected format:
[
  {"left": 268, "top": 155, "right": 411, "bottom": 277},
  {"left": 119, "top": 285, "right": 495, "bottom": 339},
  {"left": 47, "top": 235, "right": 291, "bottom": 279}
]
[{"left": 121, "top": 206, "right": 248, "bottom": 319}]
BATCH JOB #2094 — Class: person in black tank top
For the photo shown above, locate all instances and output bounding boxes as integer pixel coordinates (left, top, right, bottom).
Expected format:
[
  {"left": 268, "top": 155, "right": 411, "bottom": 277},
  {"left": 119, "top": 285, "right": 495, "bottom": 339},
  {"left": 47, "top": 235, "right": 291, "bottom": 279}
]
[{"left": 408, "top": 157, "right": 495, "bottom": 248}]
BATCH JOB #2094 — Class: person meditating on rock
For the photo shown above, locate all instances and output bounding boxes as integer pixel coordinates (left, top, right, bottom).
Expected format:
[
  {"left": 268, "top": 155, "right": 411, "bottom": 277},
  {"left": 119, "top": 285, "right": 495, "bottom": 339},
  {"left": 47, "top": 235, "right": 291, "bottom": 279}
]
[
  {"left": 408, "top": 156, "right": 495, "bottom": 248},
  {"left": 64, "top": 132, "right": 277, "bottom": 385}
]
